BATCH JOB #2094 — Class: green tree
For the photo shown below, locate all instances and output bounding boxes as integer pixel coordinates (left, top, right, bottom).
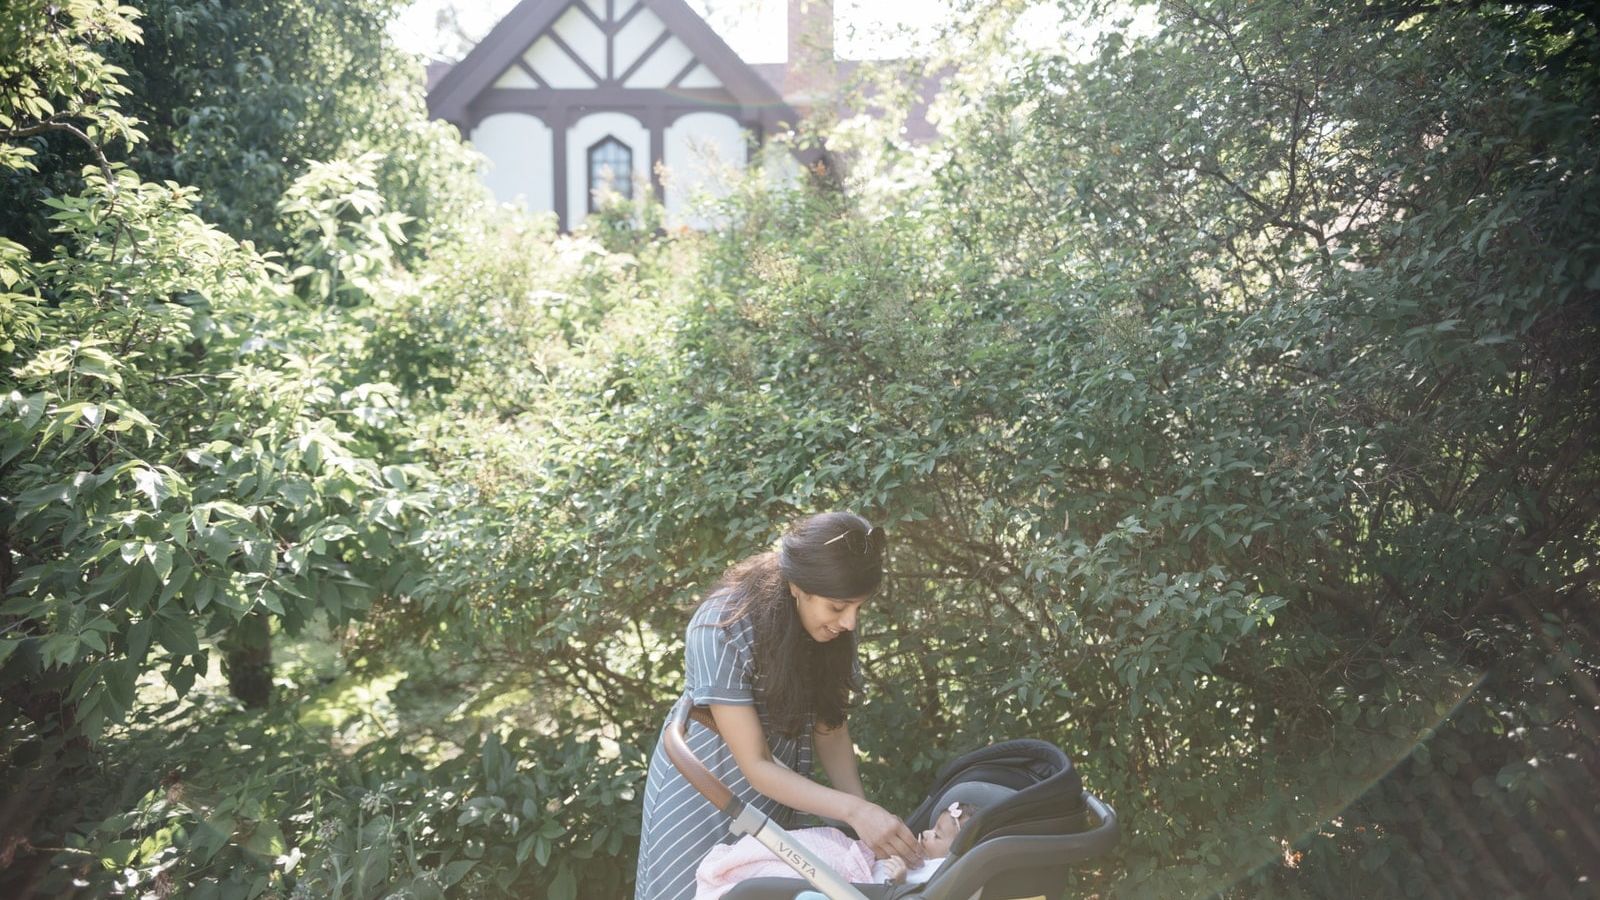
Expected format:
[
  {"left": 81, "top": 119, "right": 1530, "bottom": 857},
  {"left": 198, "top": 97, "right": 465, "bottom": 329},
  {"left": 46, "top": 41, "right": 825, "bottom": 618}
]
[
  {"left": 0, "top": 0, "right": 144, "bottom": 254},
  {"left": 1, "top": 0, "right": 486, "bottom": 259},
  {"left": 122, "top": 0, "right": 487, "bottom": 255},
  {"left": 1, "top": 0, "right": 432, "bottom": 868}
]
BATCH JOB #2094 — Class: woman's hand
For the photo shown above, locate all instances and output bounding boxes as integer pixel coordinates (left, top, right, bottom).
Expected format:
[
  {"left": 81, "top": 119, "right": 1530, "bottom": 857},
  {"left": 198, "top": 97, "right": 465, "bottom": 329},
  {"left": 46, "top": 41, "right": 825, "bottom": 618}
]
[{"left": 848, "top": 799, "right": 923, "bottom": 867}]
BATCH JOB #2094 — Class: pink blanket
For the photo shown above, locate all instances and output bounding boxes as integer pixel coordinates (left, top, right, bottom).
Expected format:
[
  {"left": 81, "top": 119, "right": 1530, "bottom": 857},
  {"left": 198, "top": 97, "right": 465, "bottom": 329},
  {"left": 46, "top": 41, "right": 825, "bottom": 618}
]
[{"left": 694, "top": 827, "right": 878, "bottom": 900}]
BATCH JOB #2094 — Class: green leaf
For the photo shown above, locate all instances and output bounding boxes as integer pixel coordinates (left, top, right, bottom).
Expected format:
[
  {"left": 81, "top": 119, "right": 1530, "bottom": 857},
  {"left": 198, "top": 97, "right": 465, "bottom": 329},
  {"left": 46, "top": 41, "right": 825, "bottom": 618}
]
[
  {"left": 192, "top": 577, "right": 216, "bottom": 612},
  {"left": 106, "top": 659, "right": 137, "bottom": 710},
  {"left": 440, "top": 860, "right": 476, "bottom": 886},
  {"left": 147, "top": 542, "right": 174, "bottom": 581},
  {"left": 243, "top": 819, "right": 285, "bottom": 858},
  {"left": 166, "top": 664, "right": 197, "bottom": 697},
  {"left": 206, "top": 500, "right": 255, "bottom": 521},
  {"left": 300, "top": 436, "right": 322, "bottom": 473},
  {"left": 517, "top": 834, "right": 537, "bottom": 865},
  {"left": 8, "top": 391, "right": 47, "bottom": 430},
  {"left": 157, "top": 565, "right": 192, "bottom": 607},
  {"left": 154, "top": 614, "right": 200, "bottom": 657},
  {"left": 40, "top": 633, "right": 81, "bottom": 669},
  {"left": 127, "top": 618, "right": 153, "bottom": 663},
  {"left": 74, "top": 346, "right": 124, "bottom": 388},
  {"left": 130, "top": 467, "right": 168, "bottom": 509},
  {"left": 547, "top": 863, "right": 576, "bottom": 900},
  {"left": 15, "top": 482, "right": 70, "bottom": 512},
  {"left": 483, "top": 731, "right": 504, "bottom": 783},
  {"left": 100, "top": 839, "right": 139, "bottom": 869}
]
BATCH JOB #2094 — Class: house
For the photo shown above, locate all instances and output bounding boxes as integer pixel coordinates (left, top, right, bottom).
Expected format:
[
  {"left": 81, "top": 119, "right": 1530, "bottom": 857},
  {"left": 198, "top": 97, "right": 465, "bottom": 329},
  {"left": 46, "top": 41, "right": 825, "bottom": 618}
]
[
  {"left": 426, "top": 0, "right": 940, "bottom": 230},
  {"left": 427, "top": 0, "right": 806, "bottom": 230}
]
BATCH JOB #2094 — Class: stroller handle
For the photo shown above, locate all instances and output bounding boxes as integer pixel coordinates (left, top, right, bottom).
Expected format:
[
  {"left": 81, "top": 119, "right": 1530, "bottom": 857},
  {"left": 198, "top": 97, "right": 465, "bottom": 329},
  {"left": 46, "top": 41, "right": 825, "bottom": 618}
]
[{"left": 663, "top": 696, "right": 743, "bottom": 816}]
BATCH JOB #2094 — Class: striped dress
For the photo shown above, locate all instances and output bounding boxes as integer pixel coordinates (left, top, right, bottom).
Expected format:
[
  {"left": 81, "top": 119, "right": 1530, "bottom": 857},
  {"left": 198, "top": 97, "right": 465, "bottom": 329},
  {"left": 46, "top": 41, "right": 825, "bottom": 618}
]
[{"left": 634, "top": 596, "right": 816, "bottom": 900}]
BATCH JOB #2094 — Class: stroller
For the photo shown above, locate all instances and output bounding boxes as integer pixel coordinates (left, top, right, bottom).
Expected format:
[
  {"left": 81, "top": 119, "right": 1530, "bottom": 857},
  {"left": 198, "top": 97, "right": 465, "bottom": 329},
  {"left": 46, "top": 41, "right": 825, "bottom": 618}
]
[{"left": 663, "top": 696, "right": 1119, "bottom": 900}]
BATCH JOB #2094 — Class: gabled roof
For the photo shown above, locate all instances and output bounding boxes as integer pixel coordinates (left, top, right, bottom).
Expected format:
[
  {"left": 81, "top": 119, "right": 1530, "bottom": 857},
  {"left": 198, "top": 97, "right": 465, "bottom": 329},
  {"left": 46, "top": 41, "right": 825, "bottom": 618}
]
[{"left": 427, "top": 0, "right": 791, "bottom": 126}]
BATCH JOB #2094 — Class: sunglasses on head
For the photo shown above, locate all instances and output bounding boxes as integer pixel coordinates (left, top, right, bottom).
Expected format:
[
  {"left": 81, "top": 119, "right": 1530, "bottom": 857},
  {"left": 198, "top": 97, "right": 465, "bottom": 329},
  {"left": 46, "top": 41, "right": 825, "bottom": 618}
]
[{"left": 822, "top": 525, "right": 886, "bottom": 555}]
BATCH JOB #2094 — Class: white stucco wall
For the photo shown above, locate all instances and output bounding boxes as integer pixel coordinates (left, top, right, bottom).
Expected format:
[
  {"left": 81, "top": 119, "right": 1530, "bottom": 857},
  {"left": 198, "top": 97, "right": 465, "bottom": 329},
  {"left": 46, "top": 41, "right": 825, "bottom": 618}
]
[
  {"left": 566, "top": 111, "right": 650, "bottom": 229},
  {"left": 525, "top": 34, "right": 596, "bottom": 87},
  {"left": 663, "top": 112, "right": 748, "bottom": 229},
  {"left": 550, "top": 4, "right": 606, "bottom": 77},
  {"left": 470, "top": 113, "right": 555, "bottom": 216},
  {"left": 493, "top": 64, "right": 537, "bottom": 88},
  {"left": 613, "top": 7, "right": 667, "bottom": 75},
  {"left": 624, "top": 34, "right": 696, "bottom": 88}
]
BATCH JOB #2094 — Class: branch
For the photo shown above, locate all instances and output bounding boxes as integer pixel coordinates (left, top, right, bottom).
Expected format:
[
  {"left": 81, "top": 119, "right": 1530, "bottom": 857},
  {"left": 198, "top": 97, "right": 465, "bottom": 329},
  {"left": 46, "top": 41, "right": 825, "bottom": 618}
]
[
  {"left": 1, "top": 120, "right": 118, "bottom": 194},
  {"left": 1194, "top": 161, "right": 1329, "bottom": 247},
  {"left": 1168, "top": 0, "right": 1257, "bottom": 86}
]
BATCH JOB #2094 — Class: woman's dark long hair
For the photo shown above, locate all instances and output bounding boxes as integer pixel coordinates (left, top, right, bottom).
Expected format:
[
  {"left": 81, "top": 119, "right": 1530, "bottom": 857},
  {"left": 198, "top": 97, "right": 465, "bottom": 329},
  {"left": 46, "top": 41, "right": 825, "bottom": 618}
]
[{"left": 711, "top": 511, "right": 886, "bottom": 737}]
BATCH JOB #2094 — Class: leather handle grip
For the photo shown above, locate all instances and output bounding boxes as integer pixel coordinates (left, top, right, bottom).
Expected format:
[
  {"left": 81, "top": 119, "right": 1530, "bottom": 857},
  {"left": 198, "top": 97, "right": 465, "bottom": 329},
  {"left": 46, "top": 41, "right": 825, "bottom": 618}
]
[{"left": 663, "top": 697, "right": 740, "bottom": 815}]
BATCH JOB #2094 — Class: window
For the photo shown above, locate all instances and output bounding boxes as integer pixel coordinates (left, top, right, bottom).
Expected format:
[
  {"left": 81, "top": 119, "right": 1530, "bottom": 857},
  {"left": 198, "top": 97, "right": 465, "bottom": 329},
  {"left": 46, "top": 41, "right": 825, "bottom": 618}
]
[{"left": 587, "top": 136, "right": 633, "bottom": 211}]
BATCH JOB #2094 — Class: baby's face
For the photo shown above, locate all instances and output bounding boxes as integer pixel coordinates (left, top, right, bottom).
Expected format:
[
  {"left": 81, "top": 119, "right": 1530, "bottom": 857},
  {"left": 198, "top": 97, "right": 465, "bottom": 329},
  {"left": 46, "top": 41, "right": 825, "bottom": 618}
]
[{"left": 918, "top": 809, "right": 962, "bottom": 857}]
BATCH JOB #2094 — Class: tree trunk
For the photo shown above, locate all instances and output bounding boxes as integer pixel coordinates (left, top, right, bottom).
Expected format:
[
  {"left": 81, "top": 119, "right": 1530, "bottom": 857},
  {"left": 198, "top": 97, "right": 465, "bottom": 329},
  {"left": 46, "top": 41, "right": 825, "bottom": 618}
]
[{"left": 222, "top": 610, "right": 273, "bottom": 708}]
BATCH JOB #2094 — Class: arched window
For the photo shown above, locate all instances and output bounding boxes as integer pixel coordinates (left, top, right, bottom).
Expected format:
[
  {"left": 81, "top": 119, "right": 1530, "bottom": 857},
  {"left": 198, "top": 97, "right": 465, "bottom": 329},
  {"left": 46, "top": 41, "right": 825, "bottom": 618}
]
[{"left": 587, "top": 136, "right": 633, "bottom": 211}]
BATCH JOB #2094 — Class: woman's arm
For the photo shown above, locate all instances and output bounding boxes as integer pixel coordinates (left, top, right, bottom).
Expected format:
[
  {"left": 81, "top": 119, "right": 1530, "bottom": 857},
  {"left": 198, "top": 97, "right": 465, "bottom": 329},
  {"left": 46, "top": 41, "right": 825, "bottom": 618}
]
[
  {"left": 813, "top": 720, "right": 865, "bottom": 800},
  {"left": 710, "top": 704, "right": 922, "bottom": 864},
  {"left": 710, "top": 703, "right": 860, "bottom": 819}
]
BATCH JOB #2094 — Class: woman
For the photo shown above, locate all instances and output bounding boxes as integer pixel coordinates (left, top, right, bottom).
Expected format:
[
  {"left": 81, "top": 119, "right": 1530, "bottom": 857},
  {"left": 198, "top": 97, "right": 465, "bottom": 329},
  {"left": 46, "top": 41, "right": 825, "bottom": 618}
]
[{"left": 634, "top": 511, "right": 922, "bottom": 900}]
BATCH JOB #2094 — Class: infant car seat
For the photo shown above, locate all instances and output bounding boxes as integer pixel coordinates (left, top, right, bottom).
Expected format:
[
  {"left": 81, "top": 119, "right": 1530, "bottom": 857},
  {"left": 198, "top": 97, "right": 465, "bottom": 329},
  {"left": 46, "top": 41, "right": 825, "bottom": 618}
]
[{"left": 662, "top": 698, "right": 1118, "bottom": 900}]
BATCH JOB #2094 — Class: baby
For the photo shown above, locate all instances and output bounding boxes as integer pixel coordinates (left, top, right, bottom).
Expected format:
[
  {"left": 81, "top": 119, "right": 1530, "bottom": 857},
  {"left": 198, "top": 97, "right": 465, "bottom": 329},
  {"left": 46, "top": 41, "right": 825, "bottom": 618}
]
[{"left": 694, "top": 802, "right": 970, "bottom": 899}]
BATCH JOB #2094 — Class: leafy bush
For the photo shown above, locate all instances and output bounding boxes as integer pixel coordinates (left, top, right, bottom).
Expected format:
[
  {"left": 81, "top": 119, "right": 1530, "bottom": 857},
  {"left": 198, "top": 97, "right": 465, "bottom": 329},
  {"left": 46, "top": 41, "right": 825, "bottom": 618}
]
[
  {"left": 1, "top": 3, "right": 436, "bottom": 889},
  {"left": 386, "top": 2, "right": 1598, "bottom": 896},
  {"left": 4, "top": 0, "right": 1596, "bottom": 898},
  {"left": 39, "top": 666, "right": 644, "bottom": 899},
  {"left": 109, "top": 0, "right": 486, "bottom": 255}
]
